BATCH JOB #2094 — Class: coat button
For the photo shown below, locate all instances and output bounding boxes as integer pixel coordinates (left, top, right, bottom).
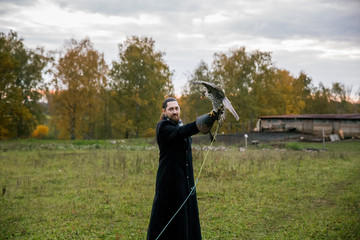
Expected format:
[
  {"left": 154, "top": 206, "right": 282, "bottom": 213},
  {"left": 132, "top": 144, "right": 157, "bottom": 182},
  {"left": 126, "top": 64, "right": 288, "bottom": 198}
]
[
  {"left": 186, "top": 164, "right": 189, "bottom": 166},
  {"left": 187, "top": 176, "right": 189, "bottom": 179}
]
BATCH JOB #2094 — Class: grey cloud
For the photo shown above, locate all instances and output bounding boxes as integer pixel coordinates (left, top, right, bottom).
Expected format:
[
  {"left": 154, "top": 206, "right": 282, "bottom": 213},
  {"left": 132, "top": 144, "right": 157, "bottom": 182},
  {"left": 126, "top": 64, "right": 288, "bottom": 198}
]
[
  {"left": 55, "top": 0, "right": 202, "bottom": 15},
  {"left": 0, "top": 0, "right": 33, "bottom": 5},
  {"left": 222, "top": 2, "right": 360, "bottom": 44}
]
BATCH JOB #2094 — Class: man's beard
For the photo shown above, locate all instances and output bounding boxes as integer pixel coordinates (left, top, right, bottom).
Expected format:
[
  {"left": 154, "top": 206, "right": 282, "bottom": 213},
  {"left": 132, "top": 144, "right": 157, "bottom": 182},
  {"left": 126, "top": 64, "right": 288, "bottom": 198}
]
[{"left": 169, "top": 114, "right": 179, "bottom": 123}]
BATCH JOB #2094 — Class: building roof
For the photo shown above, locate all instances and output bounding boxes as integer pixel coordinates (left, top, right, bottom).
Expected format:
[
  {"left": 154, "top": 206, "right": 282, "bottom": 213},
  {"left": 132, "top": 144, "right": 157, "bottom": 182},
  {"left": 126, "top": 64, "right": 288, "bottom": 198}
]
[{"left": 259, "top": 114, "right": 360, "bottom": 120}]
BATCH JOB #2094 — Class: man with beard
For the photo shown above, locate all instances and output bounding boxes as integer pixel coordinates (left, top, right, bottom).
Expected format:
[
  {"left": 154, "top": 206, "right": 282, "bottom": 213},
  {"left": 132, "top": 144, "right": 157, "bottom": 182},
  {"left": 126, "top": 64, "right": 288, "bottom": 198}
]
[{"left": 147, "top": 97, "right": 221, "bottom": 240}]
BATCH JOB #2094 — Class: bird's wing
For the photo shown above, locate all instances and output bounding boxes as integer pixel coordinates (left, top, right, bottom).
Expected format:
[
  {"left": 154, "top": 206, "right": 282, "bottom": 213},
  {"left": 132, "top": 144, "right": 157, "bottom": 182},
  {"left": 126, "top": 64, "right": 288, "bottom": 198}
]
[
  {"left": 222, "top": 97, "right": 239, "bottom": 121},
  {"left": 194, "top": 81, "right": 225, "bottom": 98}
]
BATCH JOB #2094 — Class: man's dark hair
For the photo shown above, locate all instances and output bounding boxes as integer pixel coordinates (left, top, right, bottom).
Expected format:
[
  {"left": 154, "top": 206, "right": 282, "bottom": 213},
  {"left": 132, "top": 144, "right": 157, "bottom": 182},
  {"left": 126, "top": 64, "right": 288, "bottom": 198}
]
[{"left": 162, "top": 97, "right": 177, "bottom": 110}]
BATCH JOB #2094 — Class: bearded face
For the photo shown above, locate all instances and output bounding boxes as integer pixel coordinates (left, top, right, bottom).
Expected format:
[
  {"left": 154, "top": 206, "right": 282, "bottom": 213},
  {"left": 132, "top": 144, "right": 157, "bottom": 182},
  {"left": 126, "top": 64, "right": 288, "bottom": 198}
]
[{"left": 163, "top": 101, "right": 180, "bottom": 123}]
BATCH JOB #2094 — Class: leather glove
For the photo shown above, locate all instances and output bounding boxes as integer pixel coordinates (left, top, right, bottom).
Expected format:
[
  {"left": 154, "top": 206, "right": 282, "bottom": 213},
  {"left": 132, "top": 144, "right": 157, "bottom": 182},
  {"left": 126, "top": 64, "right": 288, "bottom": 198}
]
[{"left": 196, "top": 106, "right": 223, "bottom": 134}]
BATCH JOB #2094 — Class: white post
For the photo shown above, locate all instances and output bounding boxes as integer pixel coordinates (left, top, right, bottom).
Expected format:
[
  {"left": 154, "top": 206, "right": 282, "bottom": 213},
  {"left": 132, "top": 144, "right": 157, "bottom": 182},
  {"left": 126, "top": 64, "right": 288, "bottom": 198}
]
[
  {"left": 322, "top": 128, "right": 325, "bottom": 150},
  {"left": 244, "top": 134, "right": 248, "bottom": 148}
]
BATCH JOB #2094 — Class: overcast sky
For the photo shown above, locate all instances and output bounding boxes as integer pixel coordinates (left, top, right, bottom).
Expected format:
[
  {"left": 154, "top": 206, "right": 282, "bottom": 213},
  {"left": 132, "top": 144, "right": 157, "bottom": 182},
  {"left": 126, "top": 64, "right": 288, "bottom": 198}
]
[{"left": 1, "top": 0, "right": 359, "bottom": 96}]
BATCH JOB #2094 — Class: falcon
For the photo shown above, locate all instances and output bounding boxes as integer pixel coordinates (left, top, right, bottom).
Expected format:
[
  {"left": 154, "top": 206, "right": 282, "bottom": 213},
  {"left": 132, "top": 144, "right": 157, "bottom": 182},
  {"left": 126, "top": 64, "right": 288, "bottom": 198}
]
[{"left": 194, "top": 80, "right": 239, "bottom": 123}]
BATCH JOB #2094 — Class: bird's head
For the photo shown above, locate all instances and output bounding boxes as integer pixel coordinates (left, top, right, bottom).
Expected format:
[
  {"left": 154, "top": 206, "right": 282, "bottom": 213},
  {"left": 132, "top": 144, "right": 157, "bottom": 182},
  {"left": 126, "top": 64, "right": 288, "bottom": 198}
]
[{"left": 200, "top": 90, "right": 208, "bottom": 99}]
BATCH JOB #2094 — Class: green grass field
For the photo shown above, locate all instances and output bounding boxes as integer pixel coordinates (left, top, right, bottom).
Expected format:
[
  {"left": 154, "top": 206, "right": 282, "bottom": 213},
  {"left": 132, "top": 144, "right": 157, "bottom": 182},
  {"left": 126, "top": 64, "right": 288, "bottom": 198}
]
[{"left": 1, "top": 139, "right": 359, "bottom": 239}]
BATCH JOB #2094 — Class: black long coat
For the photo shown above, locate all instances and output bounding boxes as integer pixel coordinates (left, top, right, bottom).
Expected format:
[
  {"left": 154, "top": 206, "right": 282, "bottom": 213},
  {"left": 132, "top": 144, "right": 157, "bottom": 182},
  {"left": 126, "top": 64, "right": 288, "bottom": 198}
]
[{"left": 147, "top": 118, "right": 201, "bottom": 240}]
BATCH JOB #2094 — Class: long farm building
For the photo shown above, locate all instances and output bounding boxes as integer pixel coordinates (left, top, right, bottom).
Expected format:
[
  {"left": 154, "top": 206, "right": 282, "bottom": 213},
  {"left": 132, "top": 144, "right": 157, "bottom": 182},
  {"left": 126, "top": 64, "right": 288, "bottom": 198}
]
[{"left": 257, "top": 114, "right": 360, "bottom": 138}]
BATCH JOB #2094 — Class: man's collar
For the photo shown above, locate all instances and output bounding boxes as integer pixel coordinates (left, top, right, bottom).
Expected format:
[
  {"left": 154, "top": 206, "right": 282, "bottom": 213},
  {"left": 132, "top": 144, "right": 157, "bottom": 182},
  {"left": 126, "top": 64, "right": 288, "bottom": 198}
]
[{"left": 163, "top": 115, "right": 183, "bottom": 126}]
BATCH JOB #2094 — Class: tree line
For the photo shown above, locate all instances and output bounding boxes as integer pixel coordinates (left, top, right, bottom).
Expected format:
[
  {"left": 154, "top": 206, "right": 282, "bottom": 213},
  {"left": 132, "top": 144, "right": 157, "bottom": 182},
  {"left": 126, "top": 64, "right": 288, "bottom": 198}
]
[{"left": 1, "top": 30, "right": 359, "bottom": 139}]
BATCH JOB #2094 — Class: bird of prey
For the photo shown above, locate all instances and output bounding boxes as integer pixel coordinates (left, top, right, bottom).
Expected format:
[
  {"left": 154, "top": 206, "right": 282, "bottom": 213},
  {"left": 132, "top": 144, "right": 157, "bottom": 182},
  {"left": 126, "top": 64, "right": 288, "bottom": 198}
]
[
  {"left": 194, "top": 80, "right": 239, "bottom": 141},
  {"left": 194, "top": 80, "right": 239, "bottom": 123}
]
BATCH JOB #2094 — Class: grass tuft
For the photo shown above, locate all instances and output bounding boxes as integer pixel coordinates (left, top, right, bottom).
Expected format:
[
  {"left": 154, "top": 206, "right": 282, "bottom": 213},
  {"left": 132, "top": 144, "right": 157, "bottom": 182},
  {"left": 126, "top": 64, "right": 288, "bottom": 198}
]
[{"left": 285, "top": 142, "right": 303, "bottom": 150}]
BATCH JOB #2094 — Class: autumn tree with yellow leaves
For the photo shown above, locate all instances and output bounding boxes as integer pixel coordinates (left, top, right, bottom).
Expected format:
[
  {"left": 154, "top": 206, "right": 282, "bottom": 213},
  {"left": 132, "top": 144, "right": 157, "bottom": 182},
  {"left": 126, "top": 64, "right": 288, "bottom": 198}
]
[
  {"left": 50, "top": 38, "right": 108, "bottom": 140},
  {"left": 182, "top": 47, "right": 277, "bottom": 132},
  {"left": 110, "top": 36, "right": 174, "bottom": 138},
  {"left": 0, "top": 31, "right": 49, "bottom": 139}
]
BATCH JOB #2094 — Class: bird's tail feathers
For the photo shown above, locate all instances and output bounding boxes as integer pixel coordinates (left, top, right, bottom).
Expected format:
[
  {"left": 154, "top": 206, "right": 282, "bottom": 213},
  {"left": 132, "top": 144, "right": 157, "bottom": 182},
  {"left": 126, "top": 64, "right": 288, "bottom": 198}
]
[{"left": 223, "top": 97, "right": 239, "bottom": 121}]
